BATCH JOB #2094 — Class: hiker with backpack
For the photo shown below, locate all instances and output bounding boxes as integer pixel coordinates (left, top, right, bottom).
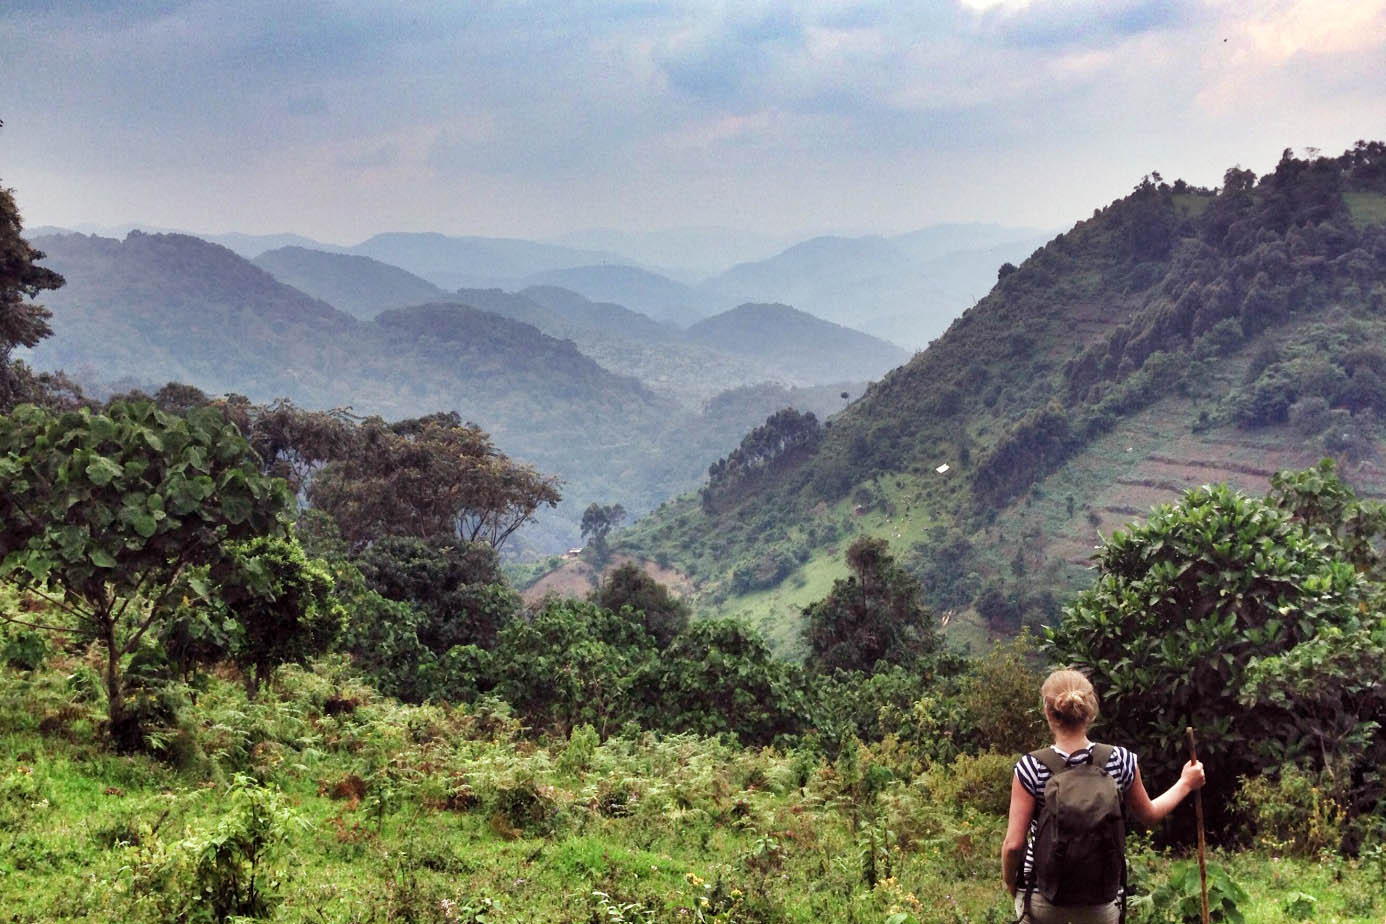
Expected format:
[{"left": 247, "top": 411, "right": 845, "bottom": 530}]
[{"left": 1001, "top": 669, "right": 1205, "bottom": 923}]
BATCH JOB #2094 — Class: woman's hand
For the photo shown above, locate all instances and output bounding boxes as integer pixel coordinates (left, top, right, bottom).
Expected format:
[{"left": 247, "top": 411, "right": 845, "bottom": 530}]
[{"left": 1180, "top": 759, "right": 1205, "bottom": 792}]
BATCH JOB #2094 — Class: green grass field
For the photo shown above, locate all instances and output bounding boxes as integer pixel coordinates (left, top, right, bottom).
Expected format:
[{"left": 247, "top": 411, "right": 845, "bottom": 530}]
[{"left": 2, "top": 641, "right": 1382, "bottom": 923}]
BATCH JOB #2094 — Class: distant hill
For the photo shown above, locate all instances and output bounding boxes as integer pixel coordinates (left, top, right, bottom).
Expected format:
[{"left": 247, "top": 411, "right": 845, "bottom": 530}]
[
  {"left": 522, "top": 264, "right": 727, "bottom": 325},
  {"left": 21, "top": 231, "right": 866, "bottom": 553},
  {"left": 254, "top": 246, "right": 448, "bottom": 319},
  {"left": 26, "top": 231, "right": 357, "bottom": 397},
  {"left": 202, "top": 232, "right": 339, "bottom": 259},
  {"left": 544, "top": 227, "right": 801, "bottom": 279},
  {"left": 686, "top": 303, "right": 909, "bottom": 384},
  {"left": 703, "top": 228, "right": 1047, "bottom": 349},
  {"left": 519, "top": 286, "right": 679, "bottom": 344},
  {"left": 345, "top": 233, "right": 621, "bottom": 290},
  {"left": 618, "top": 143, "right": 1386, "bottom": 649},
  {"left": 890, "top": 223, "right": 1048, "bottom": 262}
]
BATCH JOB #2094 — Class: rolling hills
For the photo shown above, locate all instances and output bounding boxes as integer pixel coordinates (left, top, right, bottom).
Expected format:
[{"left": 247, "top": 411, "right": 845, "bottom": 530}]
[
  {"left": 19, "top": 231, "right": 878, "bottom": 553},
  {"left": 252, "top": 246, "right": 448, "bottom": 319},
  {"left": 615, "top": 143, "right": 1386, "bottom": 651}
]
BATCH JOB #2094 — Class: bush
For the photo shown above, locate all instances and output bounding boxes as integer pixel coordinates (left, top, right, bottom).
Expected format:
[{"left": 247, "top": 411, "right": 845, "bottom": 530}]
[
  {"left": 1234, "top": 767, "right": 1345, "bottom": 856},
  {"left": 928, "top": 751, "right": 1015, "bottom": 816},
  {"left": 959, "top": 633, "right": 1045, "bottom": 756}
]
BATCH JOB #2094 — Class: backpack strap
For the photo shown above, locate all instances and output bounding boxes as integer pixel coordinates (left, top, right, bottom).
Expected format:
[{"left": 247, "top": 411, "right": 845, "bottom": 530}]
[
  {"left": 1089, "top": 742, "right": 1115, "bottom": 773},
  {"left": 1030, "top": 747, "right": 1067, "bottom": 776},
  {"left": 1086, "top": 742, "right": 1128, "bottom": 924}
]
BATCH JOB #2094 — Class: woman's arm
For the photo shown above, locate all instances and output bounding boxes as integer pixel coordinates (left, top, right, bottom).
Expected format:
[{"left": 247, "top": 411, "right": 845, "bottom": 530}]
[
  {"left": 1125, "top": 759, "right": 1205, "bottom": 827},
  {"left": 1002, "top": 773, "right": 1035, "bottom": 896}
]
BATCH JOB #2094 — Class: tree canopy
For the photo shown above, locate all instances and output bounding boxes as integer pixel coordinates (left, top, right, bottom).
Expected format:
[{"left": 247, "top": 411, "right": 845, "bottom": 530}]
[
  {"left": 803, "top": 537, "right": 943, "bottom": 674},
  {"left": 0, "top": 401, "right": 292, "bottom": 748},
  {"left": 1046, "top": 462, "right": 1386, "bottom": 840},
  {"left": 0, "top": 180, "right": 65, "bottom": 411},
  {"left": 309, "top": 413, "right": 560, "bottom": 549}
]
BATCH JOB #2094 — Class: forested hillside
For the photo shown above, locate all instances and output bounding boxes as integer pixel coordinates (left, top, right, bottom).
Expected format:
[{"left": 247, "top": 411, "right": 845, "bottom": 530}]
[
  {"left": 621, "top": 143, "right": 1386, "bottom": 645},
  {"left": 252, "top": 247, "right": 447, "bottom": 319},
  {"left": 19, "top": 232, "right": 879, "bottom": 552}
]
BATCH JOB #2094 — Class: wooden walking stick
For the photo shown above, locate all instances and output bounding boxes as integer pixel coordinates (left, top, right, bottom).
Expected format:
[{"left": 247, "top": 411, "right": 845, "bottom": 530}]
[{"left": 1186, "top": 727, "right": 1209, "bottom": 924}]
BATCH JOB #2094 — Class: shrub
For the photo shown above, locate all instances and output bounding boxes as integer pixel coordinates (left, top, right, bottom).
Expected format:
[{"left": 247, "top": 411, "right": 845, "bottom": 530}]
[
  {"left": 1234, "top": 767, "right": 1345, "bottom": 856},
  {"left": 959, "top": 633, "right": 1045, "bottom": 756},
  {"left": 928, "top": 751, "right": 1015, "bottom": 816}
]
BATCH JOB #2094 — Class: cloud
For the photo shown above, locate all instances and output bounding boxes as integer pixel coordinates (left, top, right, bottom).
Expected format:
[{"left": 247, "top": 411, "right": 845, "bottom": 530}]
[{"left": 3, "top": 0, "right": 1382, "bottom": 239}]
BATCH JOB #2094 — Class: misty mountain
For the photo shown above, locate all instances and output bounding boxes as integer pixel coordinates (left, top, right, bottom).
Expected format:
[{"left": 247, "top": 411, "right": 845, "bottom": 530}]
[
  {"left": 201, "top": 232, "right": 340, "bottom": 259},
  {"left": 345, "top": 232, "right": 622, "bottom": 290},
  {"left": 519, "top": 285, "right": 679, "bottom": 344},
  {"left": 544, "top": 227, "right": 803, "bottom": 279},
  {"left": 686, "top": 303, "right": 909, "bottom": 385},
  {"left": 890, "top": 223, "right": 1048, "bottom": 262},
  {"left": 521, "top": 264, "right": 728, "bottom": 326},
  {"left": 21, "top": 230, "right": 875, "bottom": 553},
  {"left": 26, "top": 231, "right": 357, "bottom": 397},
  {"left": 253, "top": 246, "right": 448, "bottom": 319},
  {"left": 455, "top": 287, "right": 879, "bottom": 407},
  {"left": 702, "top": 227, "right": 1048, "bottom": 349}
]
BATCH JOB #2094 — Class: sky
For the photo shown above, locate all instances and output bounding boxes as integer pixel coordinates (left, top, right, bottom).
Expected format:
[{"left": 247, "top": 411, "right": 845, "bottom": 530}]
[{"left": 2, "top": 0, "right": 1384, "bottom": 245}]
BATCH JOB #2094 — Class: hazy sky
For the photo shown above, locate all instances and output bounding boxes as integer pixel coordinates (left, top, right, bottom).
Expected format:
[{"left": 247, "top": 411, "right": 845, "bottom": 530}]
[{"left": 3, "top": 0, "right": 1384, "bottom": 244}]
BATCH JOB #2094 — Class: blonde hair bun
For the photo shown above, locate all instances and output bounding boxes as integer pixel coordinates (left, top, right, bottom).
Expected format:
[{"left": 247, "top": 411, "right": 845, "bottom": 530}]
[{"left": 1041, "top": 669, "right": 1099, "bottom": 729}]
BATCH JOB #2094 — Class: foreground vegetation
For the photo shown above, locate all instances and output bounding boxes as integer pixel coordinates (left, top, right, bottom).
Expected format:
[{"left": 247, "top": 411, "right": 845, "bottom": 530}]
[{"left": 2, "top": 650, "right": 1384, "bottom": 923}]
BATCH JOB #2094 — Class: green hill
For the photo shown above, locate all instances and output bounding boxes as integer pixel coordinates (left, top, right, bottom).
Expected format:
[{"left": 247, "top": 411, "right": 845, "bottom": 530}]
[
  {"left": 19, "top": 233, "right": 870, "bottom": 553},
  {"left": 619, "top": 143, "right": 1386, "bottom": 649},
  {"left": 686, "top": 302, "right": 909, "bottom": 385},
  {"left": 253, "top": 246, "right": 448, "bottom": 319}
]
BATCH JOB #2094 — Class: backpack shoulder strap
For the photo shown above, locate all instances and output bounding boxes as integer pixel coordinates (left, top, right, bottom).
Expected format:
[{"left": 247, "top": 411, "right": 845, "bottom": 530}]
[
  {"left": 1030, "top": 747, "right": 1067, "bottom": 776},
  {"left": 1089, "top": 743, "right": 1115, "bottom": 773}
]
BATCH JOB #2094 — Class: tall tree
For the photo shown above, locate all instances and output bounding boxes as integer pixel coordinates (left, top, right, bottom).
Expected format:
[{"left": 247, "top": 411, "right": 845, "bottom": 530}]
[
  {"left": 309, "top": 413, "right": 560, "bottom": 549},
  {"left": 591, "top": 562, "right": 688, "bottom": 648},
  {"left": 802, "top": 537, "right": 942, "bottom": 674},
  {"left": 0, "top": 179, "right": 65, "bottom": 411},
  {"left": 0, "top": 402, "right": 291, "bottom": 749}
]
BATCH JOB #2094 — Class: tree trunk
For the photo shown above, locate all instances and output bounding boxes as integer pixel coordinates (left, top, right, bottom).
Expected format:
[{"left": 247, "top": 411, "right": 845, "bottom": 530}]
[{"left": 100, "top": 609, "right": 138, "bottom": 752}]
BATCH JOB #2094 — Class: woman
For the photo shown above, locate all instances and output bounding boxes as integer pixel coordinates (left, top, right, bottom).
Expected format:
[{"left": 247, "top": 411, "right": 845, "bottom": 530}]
[{"left": 1002, "top": 669, "right": 1205, "bottom": 923}]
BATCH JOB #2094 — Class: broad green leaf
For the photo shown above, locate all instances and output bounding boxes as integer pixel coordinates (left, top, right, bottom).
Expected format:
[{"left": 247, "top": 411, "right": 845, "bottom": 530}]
[{"left": 85, "top": 455, "right": 123, "bottom": 487}]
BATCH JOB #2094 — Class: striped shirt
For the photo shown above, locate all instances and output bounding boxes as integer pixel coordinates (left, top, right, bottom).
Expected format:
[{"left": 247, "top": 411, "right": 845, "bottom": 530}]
[{"left": 1013, "top": 744, "right": 1138, "bottom": 886}]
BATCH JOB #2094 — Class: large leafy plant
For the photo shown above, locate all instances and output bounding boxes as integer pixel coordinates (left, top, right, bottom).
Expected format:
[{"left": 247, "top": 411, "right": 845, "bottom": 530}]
[
  {"left": 0, "top": 401, "right": 290, "bottom": 748},
  {"left": 1047, "top": 468, "right": 1377, "bottom": 837}
]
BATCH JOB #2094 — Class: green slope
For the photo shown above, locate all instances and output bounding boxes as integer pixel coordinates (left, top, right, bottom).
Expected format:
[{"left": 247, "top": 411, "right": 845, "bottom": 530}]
[{"left": 619, "top": 142, "right": 1386, "bottom": 649}]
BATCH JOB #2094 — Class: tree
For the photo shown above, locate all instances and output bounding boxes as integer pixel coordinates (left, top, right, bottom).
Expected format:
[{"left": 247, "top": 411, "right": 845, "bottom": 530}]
[
  {"left": 221, "top": 396, "right": 359, "bottom": 496},
  {"left": 579, "top": 501, "right": 626, "bottom": 563},
  {"left": 1046, "top": 472, "right": 1379, "bottom": 838},
  {"left": 352, "top": 535, "right": 519, "bottom": 652},
  {"left": 644, "top": 619, "right": 805, "bottom": 746},
  {"left": 803, "top": 537, "right": 942, "bottom": 674},
  {"left": 591, "top": 562, "right": 688, "bottom": 648},
  {"left": 217, "top": 534, "right": 345, "bottom": 694},
  {"left": 0, "top": 180, "right": 65, "bottom": 411},
  {"left": 309, "top": 413, "right": 560, "bottom": 549},
  {"left": 0, "top": 402, "right": 291, "bottom": 749},
  {"left": 491, "top": 598, "right": 657, "bottom": 736}
]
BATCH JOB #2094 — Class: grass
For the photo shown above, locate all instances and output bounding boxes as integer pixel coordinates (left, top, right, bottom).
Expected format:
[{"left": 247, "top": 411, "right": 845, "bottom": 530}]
[
  {"left": 1, "top": 638, "right": 1382, "bottom": 923},
  {"left": 1344, "top": 191, "right": 1386, "bottom": 228}
]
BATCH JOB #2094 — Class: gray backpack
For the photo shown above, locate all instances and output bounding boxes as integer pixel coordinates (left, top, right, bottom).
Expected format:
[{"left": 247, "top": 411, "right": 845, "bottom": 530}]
[{"left": 1027, "top": 744, "right": 1126, "bottom": 908}]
